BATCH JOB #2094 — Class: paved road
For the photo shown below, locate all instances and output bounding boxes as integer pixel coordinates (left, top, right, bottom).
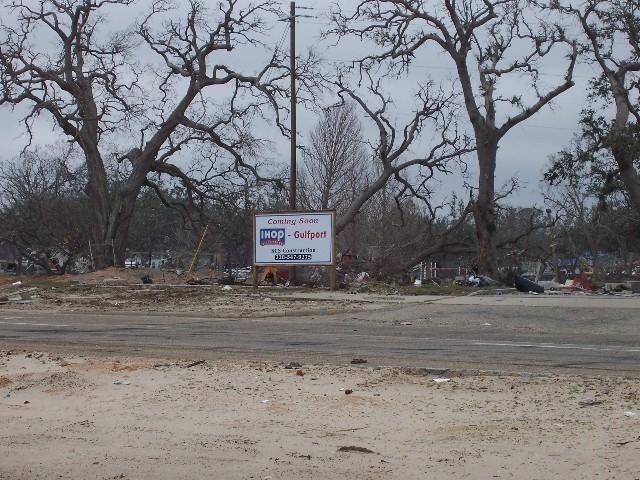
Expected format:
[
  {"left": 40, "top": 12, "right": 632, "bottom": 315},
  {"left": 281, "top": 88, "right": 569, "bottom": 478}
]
[{"left": 1, "top": 296, "right": 639, "bottom": 376}]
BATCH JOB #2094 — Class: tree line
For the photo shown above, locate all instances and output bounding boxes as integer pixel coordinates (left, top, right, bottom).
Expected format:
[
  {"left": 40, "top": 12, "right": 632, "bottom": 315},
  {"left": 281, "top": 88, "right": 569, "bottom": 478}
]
[{"left": 0, "top": 0, "right": 638, "bottom": 278}]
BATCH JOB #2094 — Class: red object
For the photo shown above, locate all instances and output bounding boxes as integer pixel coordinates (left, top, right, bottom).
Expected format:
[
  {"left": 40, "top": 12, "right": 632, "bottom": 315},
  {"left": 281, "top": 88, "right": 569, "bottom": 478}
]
[{"left": 571, "top": 273, "right": 595, "bottom": 291}]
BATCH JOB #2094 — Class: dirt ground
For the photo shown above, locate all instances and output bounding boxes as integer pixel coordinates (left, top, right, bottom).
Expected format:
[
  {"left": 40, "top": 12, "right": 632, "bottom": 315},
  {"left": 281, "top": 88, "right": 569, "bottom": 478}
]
[
  {"left": 2, "top": 269, "right": 637, "bottom": 316},
  {"left": 1, "top": 351, "right": 639, "bottom": 480},
  {"left": 0, "top": 270, "right": 377, "bottom": 316}
]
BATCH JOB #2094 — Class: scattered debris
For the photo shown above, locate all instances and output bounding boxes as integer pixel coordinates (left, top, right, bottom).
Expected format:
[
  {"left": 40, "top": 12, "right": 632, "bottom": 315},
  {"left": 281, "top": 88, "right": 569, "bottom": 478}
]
[
  {"left": 337, "top": 446, "right": 375, "bottom": 454},
  {"left": 415, "top": 368, "right": 449, "bottom": 377},
  {"left": 218, "top": 275, "right": 235, "bottom": 285},
  {"left": 578, "top": 397, "right": 604, "bottom": 407},
  {"left": 514, "top": 275, "right": 545, "bottom": 294},
  {"left": 222, "top": 285, "right": 232, "bottom": 291},
  {"left": 356, "top": 272, "right": 369, "bottom": 282},
  {"left": 295, "top": 370, "right": 305, "bottom": 377},
  {"left": 538, "top": 281, "right": 564, "bottom": 290},
  {"left": 466, "top": 275, "right": 496, "bottom": 287},
  {"left": 184, "top": 360, "right": 206, "bottom": 368},
  {"left": 433, "top": 377, "right": 451, "bottom": 383},
  {"left": 616, "top": 436, "right": 640, "bottom": 446},
  {"left": 284, "top": 362, "right": 302, "bottom": 369},
  {"left": 624, "top": 411, "right": 637, "bottom": 417},
  {"left": 350, "top": 358, "right": 367, "bottom": 364},
  {"left": 568, "top": 274, "right": 596, "bottom": 292}
]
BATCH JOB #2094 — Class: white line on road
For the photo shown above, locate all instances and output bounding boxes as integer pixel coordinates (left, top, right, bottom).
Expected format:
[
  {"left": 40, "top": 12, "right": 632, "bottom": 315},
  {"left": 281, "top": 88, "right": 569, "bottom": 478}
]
[
  {"left": 0, "top": 321, "right": 71, "bottom": 328},
  {"left": 0, "top": 320, "right": 169, "bottom": 330},
  {"left": 472, "top": 341, "right": 640, "bottom": 353}
]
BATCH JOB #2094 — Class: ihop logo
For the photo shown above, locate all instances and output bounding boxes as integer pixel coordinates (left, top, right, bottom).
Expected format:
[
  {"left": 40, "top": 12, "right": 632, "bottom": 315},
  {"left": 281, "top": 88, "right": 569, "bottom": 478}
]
[{"left": 260, "top": 228, "right": 285, "bottom": 246}]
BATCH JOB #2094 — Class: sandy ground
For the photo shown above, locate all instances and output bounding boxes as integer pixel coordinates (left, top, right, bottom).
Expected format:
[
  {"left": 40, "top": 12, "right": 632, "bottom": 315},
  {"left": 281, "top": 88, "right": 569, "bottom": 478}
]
[{"left": 1, "top": 351, "right": 639, "bottom": 479}]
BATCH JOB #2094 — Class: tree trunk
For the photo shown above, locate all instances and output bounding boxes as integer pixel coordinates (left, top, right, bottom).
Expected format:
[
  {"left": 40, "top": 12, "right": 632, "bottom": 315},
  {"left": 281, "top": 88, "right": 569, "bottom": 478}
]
[
  {"left": 88, "top": 185, "right": 140, "bottom": 269},
  {"left": 83, "top": 139, "right": 113, "bottom": 269},
  {"left": 611, "top": 93, "right": 640, "bottom": 215},
  {"left": 89, "top": 225, "right": 110, "bottom": 270},
  {"left": 473, "top": 142, "right": 498, "bottom": 277},
  {"left": 109, "top": 190, "right": 141, "bottom": 267},
  {"left": 614, "top": 149, "right": 640, "bottom": 214},
  {"left": 112, "top": 211, "right": 134, "bottom": 266}
]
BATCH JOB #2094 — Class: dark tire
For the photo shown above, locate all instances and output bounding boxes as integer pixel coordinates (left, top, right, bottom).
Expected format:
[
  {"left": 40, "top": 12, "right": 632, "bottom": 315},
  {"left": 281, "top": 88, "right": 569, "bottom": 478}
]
[{"left": 514, "top": 275, "right": 545, "bottom": 294}]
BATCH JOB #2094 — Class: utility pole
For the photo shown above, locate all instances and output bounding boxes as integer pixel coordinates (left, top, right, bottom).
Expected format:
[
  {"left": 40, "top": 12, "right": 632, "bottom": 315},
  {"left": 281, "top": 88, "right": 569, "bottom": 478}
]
[
  {"left": 288, "top": 1, "right": 297, "bottom": 285},
  {"left": 283, "top": 2, "right": 312, "bottom": 286},
  {"left": 289, "top": 0, "right": 297, "bottom": 213}
]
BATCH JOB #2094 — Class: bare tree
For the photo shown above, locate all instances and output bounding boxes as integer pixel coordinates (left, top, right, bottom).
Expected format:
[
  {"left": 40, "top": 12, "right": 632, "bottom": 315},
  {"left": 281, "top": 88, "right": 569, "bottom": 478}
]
[
  {"left": 0, "top": 148, "right": 91, "bottom": 274},
  {"left": 351, "top": 191, "right": 475, "bottom": 278},
  {"left": 544, "top": 172, "right": 607, "bottom": 277},
  {"left": 330, "top": 0, "right": 578, "bottom": 276},
  {"left": 299, "top": 101, "right": 369, "bottom": 213},
  {"left": 310, "top": 70, "right": 477, "bottom": 274},
  {"left": 548, "top": 0, "right": 640, "bottom": 214},
  {"left": 0, "top": 0, "right": 289, "bottom": 267},
  {"left": 331, "top": 71, "right": 473, "bottom": 234}
]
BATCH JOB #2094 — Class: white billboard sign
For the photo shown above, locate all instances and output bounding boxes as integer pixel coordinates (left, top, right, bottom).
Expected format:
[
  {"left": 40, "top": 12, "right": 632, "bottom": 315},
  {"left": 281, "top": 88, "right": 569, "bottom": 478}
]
[{"left": 254, "top": 211, "right": 335, "bottom": 266}]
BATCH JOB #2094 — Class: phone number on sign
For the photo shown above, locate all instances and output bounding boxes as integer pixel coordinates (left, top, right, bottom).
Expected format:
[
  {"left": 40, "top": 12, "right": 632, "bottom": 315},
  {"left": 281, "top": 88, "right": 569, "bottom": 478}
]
[{"left": 274, "top": 254, "right": 312, "bottom": 261}]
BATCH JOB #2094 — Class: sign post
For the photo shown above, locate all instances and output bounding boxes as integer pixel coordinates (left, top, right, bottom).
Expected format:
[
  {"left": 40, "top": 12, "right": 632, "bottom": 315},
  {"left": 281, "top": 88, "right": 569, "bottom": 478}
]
[{"left": 253, "top": 210, "right": 336, "bottom": 290}]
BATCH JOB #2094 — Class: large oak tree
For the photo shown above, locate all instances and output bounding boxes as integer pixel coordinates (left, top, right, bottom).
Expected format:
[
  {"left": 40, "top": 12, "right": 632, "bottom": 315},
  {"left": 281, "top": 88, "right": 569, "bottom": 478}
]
[
  {"left": 548, "top": 0, "right": 640, "bottom": 215},
  {"left": 330, "top": 0, "right": 578, "bottom": 276},
  {"left": 0, "top": 0, "right": 289, "bottom": 267}
]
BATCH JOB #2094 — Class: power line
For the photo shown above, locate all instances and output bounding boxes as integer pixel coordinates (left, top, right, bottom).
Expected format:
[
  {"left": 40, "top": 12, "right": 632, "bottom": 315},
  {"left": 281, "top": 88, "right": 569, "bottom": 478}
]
[
  {"left": 317, "top": 55, "right": 594, "bottom": 80},
  {"left": 275, "top": 23, "right": 290, "bottom": 53},
  {"left": 263, "top": 23, "right": 290, "bottom": 83}
]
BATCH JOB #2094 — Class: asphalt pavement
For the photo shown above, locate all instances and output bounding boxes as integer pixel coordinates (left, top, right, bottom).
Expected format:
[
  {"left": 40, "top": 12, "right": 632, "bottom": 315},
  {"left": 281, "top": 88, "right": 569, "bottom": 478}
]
[{"left": 1, "top": 295, "right": 639, "bottom": 376}]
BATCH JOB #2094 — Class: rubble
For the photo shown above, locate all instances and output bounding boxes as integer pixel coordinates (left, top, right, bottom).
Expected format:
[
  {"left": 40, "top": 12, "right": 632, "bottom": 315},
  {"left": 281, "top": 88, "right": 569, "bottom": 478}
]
[
  {"left": 284, "top": 362, "right": 303, "bottom": 370},
  {"left": 466, "top": 275, "right": 497, "bottom": 287},
  {"left": 337, "top": 446, "right": 374, "bottom": 454}
]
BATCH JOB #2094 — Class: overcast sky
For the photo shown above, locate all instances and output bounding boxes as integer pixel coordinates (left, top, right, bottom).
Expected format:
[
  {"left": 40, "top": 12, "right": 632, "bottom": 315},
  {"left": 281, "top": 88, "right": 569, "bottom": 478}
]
[{"left": 0, "top": 0, "right": 599, "bottom": 207}]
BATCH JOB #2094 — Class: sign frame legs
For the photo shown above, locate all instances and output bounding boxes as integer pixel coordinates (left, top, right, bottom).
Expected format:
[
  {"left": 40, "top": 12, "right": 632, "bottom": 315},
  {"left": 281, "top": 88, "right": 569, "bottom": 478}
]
[{"left": 252, "top": 264, "right": 259, "bottom": 291}]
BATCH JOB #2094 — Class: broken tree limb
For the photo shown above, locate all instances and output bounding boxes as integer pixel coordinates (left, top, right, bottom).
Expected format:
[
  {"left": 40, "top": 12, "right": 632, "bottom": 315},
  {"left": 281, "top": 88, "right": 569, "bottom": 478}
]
[{"left": 184, "top": 360, "right": 206, "bottom": 368}]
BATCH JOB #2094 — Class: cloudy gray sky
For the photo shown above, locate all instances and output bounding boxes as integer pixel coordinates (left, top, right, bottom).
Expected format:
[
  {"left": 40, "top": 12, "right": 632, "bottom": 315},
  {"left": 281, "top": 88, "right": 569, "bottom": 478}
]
[{"left": 0, "top": 0, "right": 598, "bottom": 207}]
